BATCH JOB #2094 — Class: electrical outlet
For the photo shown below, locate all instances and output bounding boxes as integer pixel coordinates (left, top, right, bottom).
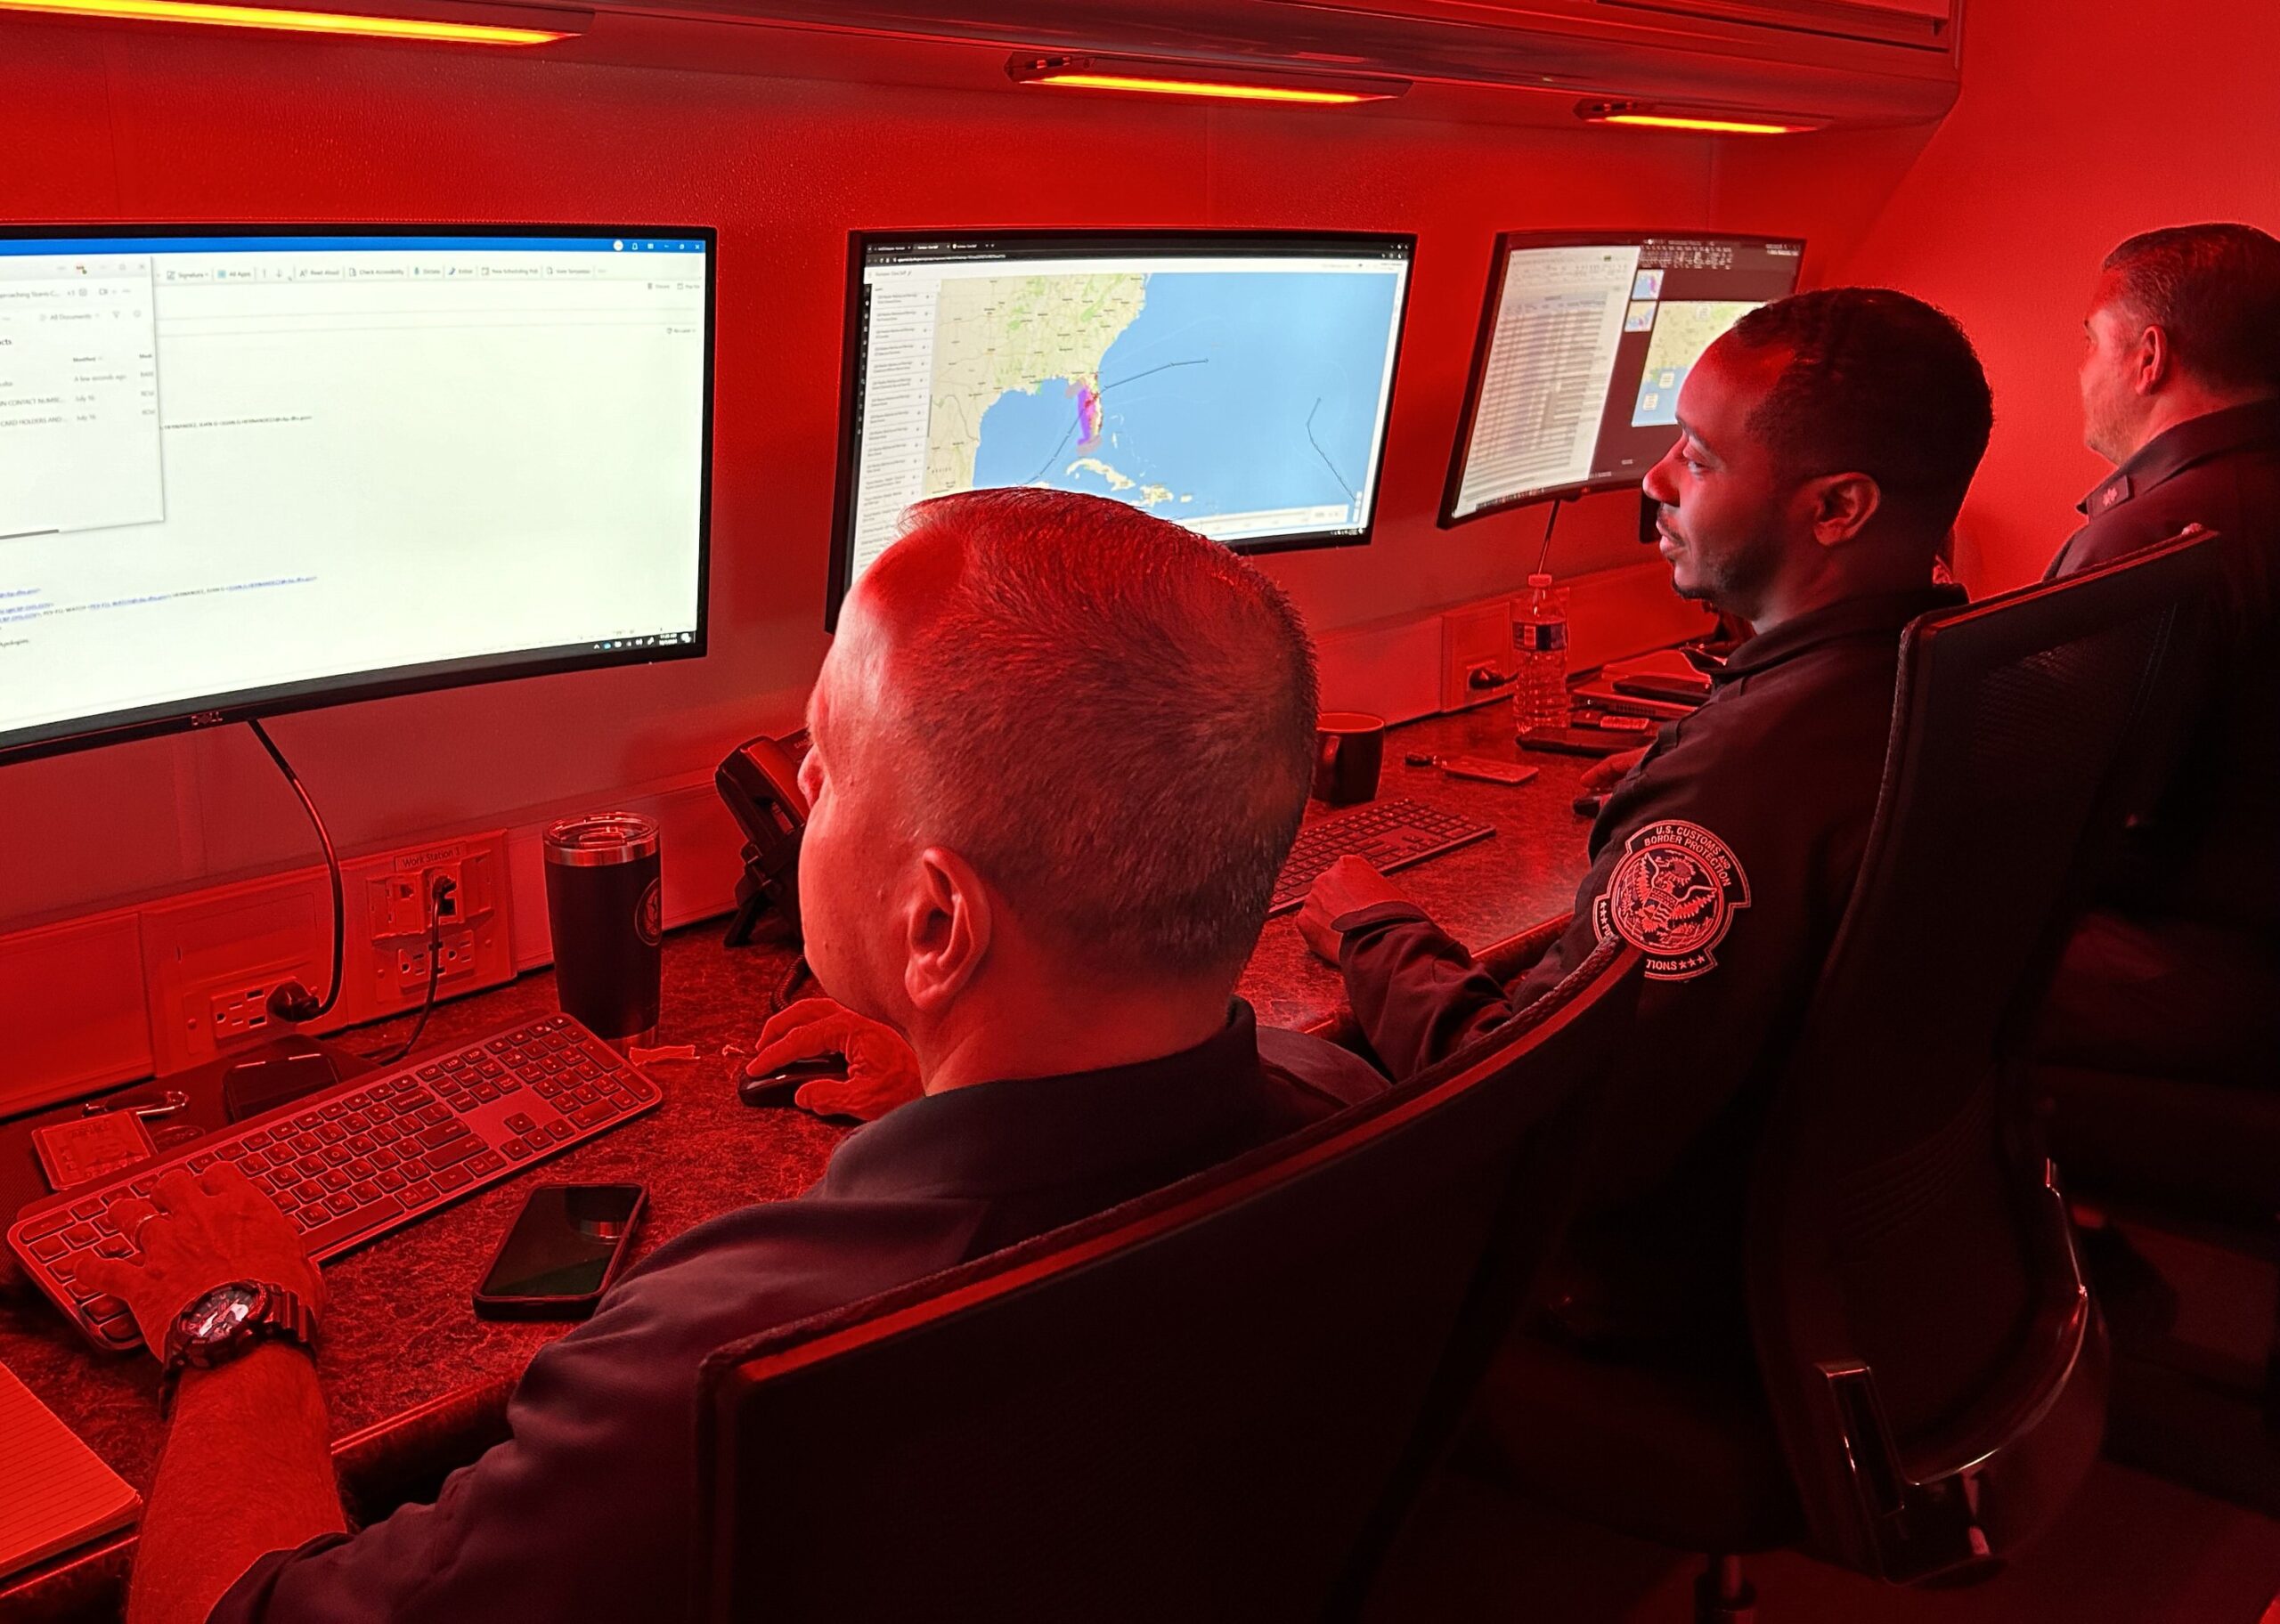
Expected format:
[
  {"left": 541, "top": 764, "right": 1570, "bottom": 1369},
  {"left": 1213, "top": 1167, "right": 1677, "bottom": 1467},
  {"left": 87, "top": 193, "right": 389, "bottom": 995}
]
[
  {"left": 139, "top": 831, "right": 516, "bottom": 1075},
  {"left": 142, "top": 874, "right": 332, "bottom": 1075},
  {"left": 395, "top": 928, "right": 480, "bottom": 991},
  {"left": 342, "top": 832, "right": 513, "bottom": 1022},
  {"left": 208, "top": 983, "right": 281, "bottom": 1043},
  {"left": 1440, "top": 600, "right": 1519, "bottom": 713}
]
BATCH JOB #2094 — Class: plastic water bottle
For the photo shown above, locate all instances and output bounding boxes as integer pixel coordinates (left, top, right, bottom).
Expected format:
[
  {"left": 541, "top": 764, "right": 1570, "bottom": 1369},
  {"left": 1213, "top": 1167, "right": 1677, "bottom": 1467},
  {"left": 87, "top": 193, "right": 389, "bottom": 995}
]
[{"left": 1511, "top": 572, "right": 1569, "bottom": 734}]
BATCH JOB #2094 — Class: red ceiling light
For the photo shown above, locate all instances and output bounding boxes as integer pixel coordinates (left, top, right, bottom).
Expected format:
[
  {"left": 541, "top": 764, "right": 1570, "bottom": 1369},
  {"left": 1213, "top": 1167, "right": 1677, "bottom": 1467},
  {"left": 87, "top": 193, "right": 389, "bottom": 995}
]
[
  {"left": 1575, "top": 98, "right": 1821, "bottom": 134},
  {"left": 0, "top": 0, "right": 585, "bottom": 44},
  {"left": 1007, "top": 53, "right": 1409, "bottom": 107}
]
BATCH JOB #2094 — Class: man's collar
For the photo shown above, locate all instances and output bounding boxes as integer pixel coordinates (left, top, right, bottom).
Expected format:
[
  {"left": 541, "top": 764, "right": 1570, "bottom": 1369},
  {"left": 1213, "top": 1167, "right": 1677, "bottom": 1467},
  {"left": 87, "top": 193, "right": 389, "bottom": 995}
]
[
  {"left": 2078, "top": 397, "right": 2280, "bottom": 517},
  {"left": 1716, "top": 583, "right": 1967, "bottom": 682},
  {"left": 817, "top": 1000, "right": 1264, "bottom": 1202}
]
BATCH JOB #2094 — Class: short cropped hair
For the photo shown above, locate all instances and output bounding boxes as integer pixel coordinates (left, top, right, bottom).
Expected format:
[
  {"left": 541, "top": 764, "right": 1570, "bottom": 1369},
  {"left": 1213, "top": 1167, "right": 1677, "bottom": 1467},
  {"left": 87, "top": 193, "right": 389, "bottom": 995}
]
[
  {"left": 2103, "top": 223, "right": 2280, "bottom": 394},
  {"left": 1723, "top": 288, "right": 1994, "bottom": 537},
  {"left": 873, "top": 488, "right": 1319, "bottom": 979}
]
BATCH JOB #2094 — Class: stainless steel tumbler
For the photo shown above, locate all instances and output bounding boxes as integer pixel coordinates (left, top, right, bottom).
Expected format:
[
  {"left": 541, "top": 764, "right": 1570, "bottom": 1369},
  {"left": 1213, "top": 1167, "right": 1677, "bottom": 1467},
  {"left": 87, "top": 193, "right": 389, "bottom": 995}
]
[{"left": 542, "top": 812, "right": 662, "bottom": 1051}]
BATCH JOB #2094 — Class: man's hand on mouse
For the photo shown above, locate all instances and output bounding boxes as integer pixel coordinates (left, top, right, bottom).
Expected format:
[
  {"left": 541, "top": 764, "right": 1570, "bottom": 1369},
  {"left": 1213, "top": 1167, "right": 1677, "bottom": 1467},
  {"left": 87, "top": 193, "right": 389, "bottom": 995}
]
[
  {"left": 75, "top": 1165, "right": 323, "bottom": 1358},
  {"left": 746, "top": 998, "right": 924, "bottom": 1122},
  {"left": 1297, "top": 856, "right": 1410, "bottom": 965}
]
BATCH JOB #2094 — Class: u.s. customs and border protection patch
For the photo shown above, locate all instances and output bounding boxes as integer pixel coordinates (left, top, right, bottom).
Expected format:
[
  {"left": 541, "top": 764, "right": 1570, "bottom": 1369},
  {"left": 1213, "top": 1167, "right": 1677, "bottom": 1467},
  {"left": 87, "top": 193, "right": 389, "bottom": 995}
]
[{"left": 1592, "top": 819, "right": 1751, "bottom": 981}]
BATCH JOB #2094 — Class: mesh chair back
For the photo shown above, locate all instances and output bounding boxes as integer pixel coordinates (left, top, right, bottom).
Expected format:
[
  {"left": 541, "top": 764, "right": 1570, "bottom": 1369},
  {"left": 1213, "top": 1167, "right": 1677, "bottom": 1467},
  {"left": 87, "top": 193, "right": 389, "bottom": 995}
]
[
  {"left": 1748, "top": 530, "right": 2221, "bottom": 1579},
  {"left": 694, "top": 944, "right": 1641, "bottom": 1623}
]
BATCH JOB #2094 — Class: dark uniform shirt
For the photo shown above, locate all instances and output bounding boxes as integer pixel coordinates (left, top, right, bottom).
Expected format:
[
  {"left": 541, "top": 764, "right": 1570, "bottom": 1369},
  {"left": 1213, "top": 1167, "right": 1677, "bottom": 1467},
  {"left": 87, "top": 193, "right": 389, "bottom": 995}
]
[
  {"left": 208, "top": 1004, "right": 1383, "bottom": 1623},
  {"left": 2039, "top": 400, "right": 2280, "bottom": 1073},
  {"left": 1334, "top": 585, "right": 1963, "bottom": 1359}
]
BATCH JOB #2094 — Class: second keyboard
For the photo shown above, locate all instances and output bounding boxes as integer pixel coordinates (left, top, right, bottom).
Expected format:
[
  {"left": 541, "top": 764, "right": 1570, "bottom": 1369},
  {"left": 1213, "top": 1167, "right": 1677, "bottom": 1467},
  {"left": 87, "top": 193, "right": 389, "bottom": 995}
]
[{"left": 1269, "top": 798, "right": 1497, "bottom": 915}]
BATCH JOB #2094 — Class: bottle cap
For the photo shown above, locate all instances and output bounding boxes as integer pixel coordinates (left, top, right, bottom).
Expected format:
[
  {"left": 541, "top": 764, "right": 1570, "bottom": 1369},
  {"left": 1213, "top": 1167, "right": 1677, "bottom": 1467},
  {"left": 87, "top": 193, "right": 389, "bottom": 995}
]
[{"left": 1527, "top": 572, "right": 1555, "bottom": 589}]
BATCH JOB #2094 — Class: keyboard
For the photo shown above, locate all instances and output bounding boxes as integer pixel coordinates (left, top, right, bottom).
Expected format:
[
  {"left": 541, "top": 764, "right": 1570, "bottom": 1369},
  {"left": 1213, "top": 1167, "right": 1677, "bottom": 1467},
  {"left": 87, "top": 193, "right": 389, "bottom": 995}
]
[
  {"left": 7, "top": 1013, "right": 661, "bottom": 1352},
  {"left": 1268, "top": 798, "right": 1496, "bottom": 915}
]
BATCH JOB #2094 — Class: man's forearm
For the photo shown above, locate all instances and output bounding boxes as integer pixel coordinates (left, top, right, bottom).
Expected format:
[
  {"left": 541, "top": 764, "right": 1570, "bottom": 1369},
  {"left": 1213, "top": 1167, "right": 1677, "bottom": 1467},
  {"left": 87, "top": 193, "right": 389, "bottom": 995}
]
[
  {"left": 129, "top": 1344, "right": 346, "bottom": 1624},
  {"left": 1340, "top": 914, "right": 1518, "bottom": 1079}
]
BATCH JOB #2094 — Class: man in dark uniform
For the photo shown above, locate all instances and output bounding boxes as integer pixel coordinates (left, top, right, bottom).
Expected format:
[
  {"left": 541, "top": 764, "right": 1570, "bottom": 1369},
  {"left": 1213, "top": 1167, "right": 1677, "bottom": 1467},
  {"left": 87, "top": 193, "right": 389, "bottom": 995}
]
[
  {"left": 78, "top": 489, "right": 1384, "bottom": 1624},
  {"left": 1301, "top": 289, "right": 1991, "bottom": 1363},
  {"left": 2036, "top": 223, "right": 2280, "bottom": 1075}
]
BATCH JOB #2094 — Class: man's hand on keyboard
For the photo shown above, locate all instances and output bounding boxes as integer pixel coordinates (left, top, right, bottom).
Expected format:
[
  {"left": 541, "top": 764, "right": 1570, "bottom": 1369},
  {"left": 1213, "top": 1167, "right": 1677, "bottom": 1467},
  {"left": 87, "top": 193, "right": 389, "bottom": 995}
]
[
  {"left": 1299, "top": 856, "right": 1412, "bottom": 964},
  {"left": 75, "top": 1166, "right": 323, "bottom": 1358},
  {"left": 748, "top": 999, "right": 924, "bottom": 1121}
]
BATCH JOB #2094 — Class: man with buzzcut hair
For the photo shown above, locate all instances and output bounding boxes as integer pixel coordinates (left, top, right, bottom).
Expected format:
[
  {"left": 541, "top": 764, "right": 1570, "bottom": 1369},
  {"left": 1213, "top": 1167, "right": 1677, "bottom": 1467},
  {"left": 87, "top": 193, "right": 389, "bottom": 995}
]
[
  {"left": 2033, "top": 223, "right": 2280, "bottom": 1075},
  {"left": 84, "top": 488, "right": 1381, "bottom": 1624},
  {"left": 1305, "top": 288, "right": 1989, "bottom": 1369}
]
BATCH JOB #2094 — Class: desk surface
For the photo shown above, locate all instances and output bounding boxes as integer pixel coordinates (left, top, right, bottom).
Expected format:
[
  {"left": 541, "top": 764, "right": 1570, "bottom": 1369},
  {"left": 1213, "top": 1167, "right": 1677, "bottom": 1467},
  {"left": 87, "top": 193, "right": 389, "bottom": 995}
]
[{"left": 0, "top": 708, "right": 1594, "bottom": 1620}]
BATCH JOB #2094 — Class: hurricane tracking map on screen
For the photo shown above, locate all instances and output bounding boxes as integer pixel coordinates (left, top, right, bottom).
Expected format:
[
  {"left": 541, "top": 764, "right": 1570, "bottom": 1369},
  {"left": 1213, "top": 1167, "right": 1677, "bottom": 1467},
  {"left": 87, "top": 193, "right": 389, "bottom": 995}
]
[
  {"left": 921, "top": 268, "right": 1403, "bottom": 532},
  {"left": 842, "top": 239, "right": 1410, "bottom": 606}
]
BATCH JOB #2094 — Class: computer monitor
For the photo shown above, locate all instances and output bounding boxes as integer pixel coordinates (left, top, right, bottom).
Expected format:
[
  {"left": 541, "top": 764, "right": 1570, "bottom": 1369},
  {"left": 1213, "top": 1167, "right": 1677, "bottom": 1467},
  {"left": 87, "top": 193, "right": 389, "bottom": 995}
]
[
  {"left": 828, "top": 229, "right": 1414, "bottom": 628},
  {"left": 0, "top": 223, "right": 714, "bottom": 765},
  {"left": 1440, "top": 231, "right": 1804, "bottom": 525}
]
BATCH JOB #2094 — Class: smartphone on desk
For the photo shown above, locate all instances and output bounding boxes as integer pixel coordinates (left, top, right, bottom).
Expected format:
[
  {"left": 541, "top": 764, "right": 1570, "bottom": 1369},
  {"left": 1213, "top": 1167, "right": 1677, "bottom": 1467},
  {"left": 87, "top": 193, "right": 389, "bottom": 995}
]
[{"left": 473, "top": 1183, "right": 647, "bottom": 1320}]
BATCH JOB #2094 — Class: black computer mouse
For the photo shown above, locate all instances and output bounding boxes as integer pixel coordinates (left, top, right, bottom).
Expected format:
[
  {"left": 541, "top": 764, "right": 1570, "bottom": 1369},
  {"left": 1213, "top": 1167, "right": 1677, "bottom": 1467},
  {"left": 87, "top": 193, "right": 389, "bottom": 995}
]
[{"left": 737, "top": 1052, "right": 848, "bottom": 1109}]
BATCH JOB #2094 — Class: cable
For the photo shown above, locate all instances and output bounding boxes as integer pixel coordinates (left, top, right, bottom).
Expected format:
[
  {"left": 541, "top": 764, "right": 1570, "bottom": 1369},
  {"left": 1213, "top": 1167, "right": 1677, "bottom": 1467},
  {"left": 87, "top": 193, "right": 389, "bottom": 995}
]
[
  {"left": 1532, "top": 497, "right": 1564, "bottom": 578},
  {"left": 364, "top": 875, "right": 455, "bottom": 1066},
  {"left": 249, "top": 718, "right": 344, "bottom": 1027}
]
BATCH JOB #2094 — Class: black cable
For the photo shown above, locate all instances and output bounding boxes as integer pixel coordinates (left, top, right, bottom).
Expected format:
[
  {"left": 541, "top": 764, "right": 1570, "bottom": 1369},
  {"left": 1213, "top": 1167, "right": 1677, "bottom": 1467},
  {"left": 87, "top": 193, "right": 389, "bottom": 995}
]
[
  {"left": 248, "top": 719, "right": 344, "bottom": 1026},
  {"left": 1532, "top": 497, "right": 1564, "bottom": 578},
  {"left": 365, "top": 877, "right": 452, "bottom": 1066}
]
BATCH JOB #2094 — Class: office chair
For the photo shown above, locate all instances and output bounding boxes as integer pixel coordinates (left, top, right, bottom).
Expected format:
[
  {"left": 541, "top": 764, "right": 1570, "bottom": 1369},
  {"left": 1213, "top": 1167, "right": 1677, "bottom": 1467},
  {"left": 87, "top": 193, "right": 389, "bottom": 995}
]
[
  {"left": 1473, "top": 528, "right": 2223, "bottom": 1621},
  {"left": 2022, "top": 523, "right": 2280, "bottom": 1503},
  {"left": 690, "top": 938, "right": 1643, "bottom": 1623}
]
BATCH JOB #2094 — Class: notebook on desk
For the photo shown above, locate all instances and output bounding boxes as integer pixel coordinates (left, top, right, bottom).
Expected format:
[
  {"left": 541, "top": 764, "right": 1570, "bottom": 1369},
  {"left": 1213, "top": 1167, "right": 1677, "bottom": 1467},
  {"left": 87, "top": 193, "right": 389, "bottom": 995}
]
[{"left": 0, "top": 1360, "right": 139, "bottom": 1580}]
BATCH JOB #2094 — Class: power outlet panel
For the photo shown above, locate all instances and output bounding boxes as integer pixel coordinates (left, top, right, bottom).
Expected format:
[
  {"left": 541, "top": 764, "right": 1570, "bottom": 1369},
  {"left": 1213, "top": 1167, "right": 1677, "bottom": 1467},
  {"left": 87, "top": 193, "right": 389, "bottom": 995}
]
[
  {"left": 1439, "top": 599, "right": 1519, "bottom": 713},
  {"left": 342, "top": 832, "right": 512, "bottom": 1022},
  {"left": 140, "top": 831, "right": 515, "bottom": 1076}
]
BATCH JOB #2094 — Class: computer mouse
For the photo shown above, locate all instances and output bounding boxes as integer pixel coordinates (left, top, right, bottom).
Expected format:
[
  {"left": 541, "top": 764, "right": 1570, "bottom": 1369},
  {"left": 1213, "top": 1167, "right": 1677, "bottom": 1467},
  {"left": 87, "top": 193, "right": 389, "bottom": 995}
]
[{"left": 737, "top": 1052, "right": 848, "bottom": 1109}]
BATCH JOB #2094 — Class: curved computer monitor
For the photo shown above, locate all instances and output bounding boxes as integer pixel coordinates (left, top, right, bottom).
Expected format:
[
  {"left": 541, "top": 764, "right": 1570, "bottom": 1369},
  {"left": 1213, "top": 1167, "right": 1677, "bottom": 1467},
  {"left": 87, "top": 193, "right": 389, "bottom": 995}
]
[
  {"left": 0, "top": 223, "right": 715, "bottom": 766},
  {"left": 827, "top": 229, "right": 1415, "bottom": 629},
  {"left": 1439, "top": 231, "right": 1804, "bottom": 526}
]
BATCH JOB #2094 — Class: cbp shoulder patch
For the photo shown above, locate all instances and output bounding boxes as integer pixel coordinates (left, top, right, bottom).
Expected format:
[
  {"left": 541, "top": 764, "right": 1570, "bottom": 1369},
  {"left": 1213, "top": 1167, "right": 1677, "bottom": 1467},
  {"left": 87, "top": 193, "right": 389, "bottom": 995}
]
[{"left": 1592, "top": 819, "right": 1752, "bottom": 982}]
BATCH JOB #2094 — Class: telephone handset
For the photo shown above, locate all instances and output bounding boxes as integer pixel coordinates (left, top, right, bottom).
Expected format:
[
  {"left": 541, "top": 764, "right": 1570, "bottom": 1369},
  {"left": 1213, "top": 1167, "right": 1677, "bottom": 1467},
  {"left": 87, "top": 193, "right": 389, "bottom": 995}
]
[{"left": 717, "top": 729, "right": 810, "bottom": 946}]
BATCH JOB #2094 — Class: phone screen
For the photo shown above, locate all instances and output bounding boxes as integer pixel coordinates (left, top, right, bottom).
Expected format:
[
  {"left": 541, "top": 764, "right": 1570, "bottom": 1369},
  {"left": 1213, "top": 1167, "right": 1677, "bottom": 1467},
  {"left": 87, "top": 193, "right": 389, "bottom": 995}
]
[{"left": 479, "top": 1184, "right": 644, "bottom": 1303}]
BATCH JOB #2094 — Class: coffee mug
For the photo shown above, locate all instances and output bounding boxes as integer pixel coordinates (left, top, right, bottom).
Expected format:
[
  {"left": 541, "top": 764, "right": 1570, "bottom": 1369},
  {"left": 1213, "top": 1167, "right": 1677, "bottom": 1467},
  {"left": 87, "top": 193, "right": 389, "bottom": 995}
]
[{"left": 1313, "top": 712, "right": 1386, "bottom": 807}]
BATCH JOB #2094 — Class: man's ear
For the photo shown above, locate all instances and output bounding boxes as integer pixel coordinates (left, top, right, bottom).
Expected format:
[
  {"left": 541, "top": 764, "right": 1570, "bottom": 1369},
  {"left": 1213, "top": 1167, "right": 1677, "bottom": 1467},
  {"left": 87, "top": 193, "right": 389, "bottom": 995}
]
[
  {"left": 1807, "top": 471, "right": 1882, "bottom": 548},
  {"left": 900, "top": 846, "right": 993, "bottom": 1016},
  {"left": 2133, "top": 322, "right": 2174, "bottom": 395}
]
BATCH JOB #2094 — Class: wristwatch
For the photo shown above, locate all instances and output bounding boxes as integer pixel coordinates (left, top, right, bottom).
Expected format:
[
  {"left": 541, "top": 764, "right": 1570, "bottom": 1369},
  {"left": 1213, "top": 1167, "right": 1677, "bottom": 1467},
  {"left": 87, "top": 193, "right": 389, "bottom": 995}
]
[{"left": 159, "top": 1281, "right": 319, "bottom": 1414}]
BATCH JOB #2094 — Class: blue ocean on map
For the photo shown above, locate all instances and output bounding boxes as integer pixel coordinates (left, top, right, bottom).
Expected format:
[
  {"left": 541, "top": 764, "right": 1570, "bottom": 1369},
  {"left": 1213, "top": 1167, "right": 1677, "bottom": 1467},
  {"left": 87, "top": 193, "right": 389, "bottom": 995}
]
[{"left": 968, "top": 271, "right": 1402, "bottom": 526}]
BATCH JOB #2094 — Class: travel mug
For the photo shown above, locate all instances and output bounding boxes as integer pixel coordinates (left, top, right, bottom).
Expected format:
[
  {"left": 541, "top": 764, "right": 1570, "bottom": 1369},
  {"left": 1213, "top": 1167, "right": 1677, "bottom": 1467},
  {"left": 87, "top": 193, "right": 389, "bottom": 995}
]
[
  {"left": 1313, "top": 712, "right": 1387, "bottom": 807},
  {"left": 543, "top": 812, "right": 662, "bottom": 1051}
]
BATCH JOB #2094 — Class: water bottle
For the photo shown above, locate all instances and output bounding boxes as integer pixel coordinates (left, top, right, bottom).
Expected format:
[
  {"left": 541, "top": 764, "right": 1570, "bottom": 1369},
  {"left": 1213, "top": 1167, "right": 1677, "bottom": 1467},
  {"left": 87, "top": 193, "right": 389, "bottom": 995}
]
[{"left": 1511, "top": 572, "right": 1569, "bottom": 734}]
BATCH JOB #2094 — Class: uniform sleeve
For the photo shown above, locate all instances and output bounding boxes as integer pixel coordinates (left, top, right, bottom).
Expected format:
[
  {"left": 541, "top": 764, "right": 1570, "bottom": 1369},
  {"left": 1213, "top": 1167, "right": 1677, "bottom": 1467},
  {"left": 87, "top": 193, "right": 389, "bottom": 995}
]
[
  {"left": 1334, "top": 734, "right": 1677, "bottom": 1080},
  {"left": 1338, "top": 702, "right": 1848, "bottom": 1196},
  {"left": 1337, "top": 910, "right": 1526, "bottom": 1081},
  {"left": 208, "top": 1201, "right": 980, "bottom": 1624}
]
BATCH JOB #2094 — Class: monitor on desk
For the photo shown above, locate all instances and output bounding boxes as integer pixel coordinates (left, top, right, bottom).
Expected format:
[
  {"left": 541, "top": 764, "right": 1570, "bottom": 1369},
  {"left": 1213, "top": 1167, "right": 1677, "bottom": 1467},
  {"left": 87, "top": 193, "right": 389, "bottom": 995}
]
[
  {"left": 1440, "top": 231, "right": 1804, "bottom": 525},
  {"left": 0, "top": 224, "right": 715, "bottom": 765},
  {"left": 827, "top": 229, "right": 1414, "bottom": 629}
]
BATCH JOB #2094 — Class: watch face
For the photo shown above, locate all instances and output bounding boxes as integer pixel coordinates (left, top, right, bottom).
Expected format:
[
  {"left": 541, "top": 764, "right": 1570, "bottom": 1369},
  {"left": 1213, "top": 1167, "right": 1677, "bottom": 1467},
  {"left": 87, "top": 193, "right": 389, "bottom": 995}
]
[{"left": 186, "top": 1282, "right": 263, "bottom": 1342}]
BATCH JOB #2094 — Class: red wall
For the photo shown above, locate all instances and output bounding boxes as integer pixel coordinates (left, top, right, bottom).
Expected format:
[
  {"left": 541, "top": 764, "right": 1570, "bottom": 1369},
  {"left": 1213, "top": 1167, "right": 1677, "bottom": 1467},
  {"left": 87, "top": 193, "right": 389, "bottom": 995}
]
[
  {"left": 0, "top": 21, "right": 1734, "bottom": 929},
  {"left": 1717, "top": 0, "right": 2280, "bottom": 592}
]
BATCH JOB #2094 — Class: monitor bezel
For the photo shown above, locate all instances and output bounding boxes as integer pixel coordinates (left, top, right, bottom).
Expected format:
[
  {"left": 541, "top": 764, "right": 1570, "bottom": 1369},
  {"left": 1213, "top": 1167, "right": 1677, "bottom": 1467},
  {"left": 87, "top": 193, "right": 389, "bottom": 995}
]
[
  {"left": 826, "top": 227, "right": 1419, "bottom": 632},
  {"left": 1437, "top": 228, "right": 1805, "bottom": 530},
  {"left": 0, "top": 220, "right": 718, "bottom": 767}
]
